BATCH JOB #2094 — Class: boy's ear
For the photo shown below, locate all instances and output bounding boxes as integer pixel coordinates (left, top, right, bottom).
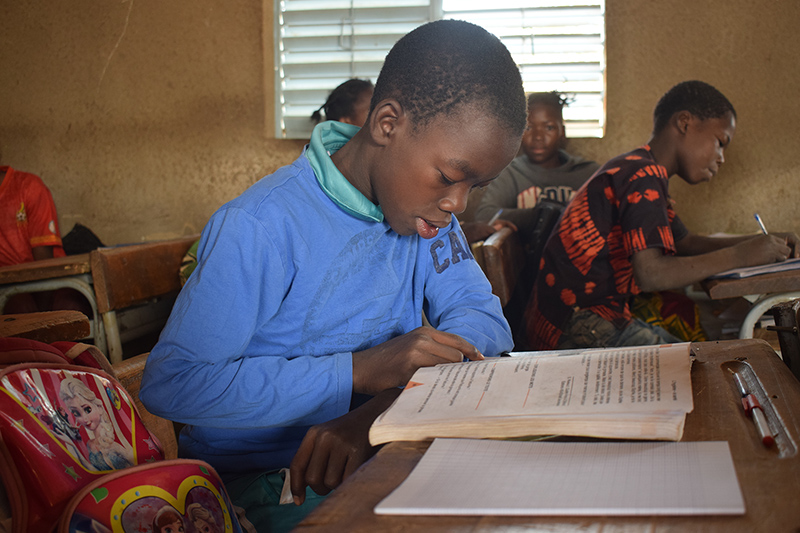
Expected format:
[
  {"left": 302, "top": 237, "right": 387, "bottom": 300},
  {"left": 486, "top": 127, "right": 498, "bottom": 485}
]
[
  {"left": 367, "top": 99, "right": 405, "bottom": 147},
  {"left": 674, "top": 110, "right": 694, "bottom": 135}
]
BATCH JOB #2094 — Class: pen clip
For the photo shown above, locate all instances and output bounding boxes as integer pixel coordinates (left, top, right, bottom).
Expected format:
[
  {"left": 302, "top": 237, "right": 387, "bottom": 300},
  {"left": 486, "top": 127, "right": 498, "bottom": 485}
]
[{"left": 742, "top": 394, "right": 760, "bottom": 416}]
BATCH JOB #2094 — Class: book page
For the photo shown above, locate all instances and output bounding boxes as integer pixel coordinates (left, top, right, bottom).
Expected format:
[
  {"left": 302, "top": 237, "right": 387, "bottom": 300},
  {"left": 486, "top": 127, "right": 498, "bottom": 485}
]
[
  {"left": 375, "top": 438, "right": 745, "bottom": 516},
  {"left": 375, "top": 344, "right": 692, "bottom": 427}
]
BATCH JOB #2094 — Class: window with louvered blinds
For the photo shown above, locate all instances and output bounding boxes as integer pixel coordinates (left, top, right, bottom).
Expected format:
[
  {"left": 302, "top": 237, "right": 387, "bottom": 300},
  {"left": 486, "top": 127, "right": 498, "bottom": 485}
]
[{"left": 275, "top": 1, "right": 605, "bottom": 139}]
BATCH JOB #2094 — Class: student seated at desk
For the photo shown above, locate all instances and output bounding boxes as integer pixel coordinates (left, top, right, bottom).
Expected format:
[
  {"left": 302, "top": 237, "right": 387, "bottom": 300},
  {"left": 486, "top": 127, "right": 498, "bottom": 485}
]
[
  {"left": 526, "top": 80, "right": 799, "bottom": 351},
  {"left": 0, "top": 165, "right": 65, "bottom": 269},
  {"left": 178, "top": 80, "right": 377, "bottom": 288},
  {"left": 473, "top": 91, "right": 599, "bottom": 244},
  {"left": 140, "top": 20, "right": 523, "bottom": 533},
  {"left": 0, "top": 164, "right": 89, "bottom": 315}
]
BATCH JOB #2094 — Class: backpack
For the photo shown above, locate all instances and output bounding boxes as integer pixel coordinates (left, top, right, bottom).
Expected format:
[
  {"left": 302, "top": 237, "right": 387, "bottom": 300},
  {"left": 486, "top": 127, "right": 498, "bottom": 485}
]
[
  {"left": 0, "top": 362, "right": 164, "bottom": 532},
  {"left": 0, "top": 338, "right": 247, "bottom": 533},
  {"left": 58, "top": 459, "right": 243, "bottom": 533}
]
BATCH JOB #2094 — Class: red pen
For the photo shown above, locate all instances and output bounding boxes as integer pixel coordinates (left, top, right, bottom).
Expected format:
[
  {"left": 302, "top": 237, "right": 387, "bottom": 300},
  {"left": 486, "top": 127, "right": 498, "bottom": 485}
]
[{"left": 733, "top": 372, "right": 774, "bottom": 447}]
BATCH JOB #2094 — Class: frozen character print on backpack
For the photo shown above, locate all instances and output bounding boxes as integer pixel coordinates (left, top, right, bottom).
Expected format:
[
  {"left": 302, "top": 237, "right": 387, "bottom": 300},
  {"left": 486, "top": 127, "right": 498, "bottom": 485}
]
[
  {"left": 188, "top": 502, "right": 220, "bottom": 533},
  {"left": 57, "top": 376, "right": 134, "bottom": 471}
]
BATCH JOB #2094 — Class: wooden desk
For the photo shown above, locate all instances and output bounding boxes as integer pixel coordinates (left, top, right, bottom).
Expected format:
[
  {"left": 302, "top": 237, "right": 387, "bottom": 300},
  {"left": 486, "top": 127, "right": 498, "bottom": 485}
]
[
  {"left": 0, "top": 253, "right": 91, "bottom": 284},
  {"left": 0, "top": 236, "right": 197, "bottom": 363},
  {"left": 0, "top": 311, "right": 90, "bottom": 343},
  {"left": 0, "top": 255, "right": 104, "bottom": 349},
  {"left": 297, "top": 339, "right": 800, "bottom": 532},
  {"left": 702, "top": 269, "right": 800, "bottom": 339}
]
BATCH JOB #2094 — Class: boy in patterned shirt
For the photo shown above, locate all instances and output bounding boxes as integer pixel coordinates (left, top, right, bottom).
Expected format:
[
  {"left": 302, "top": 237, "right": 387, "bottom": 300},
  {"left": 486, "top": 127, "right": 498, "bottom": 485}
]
[{"left": 526, "top": 80, "right": 799, "bottom": 350}]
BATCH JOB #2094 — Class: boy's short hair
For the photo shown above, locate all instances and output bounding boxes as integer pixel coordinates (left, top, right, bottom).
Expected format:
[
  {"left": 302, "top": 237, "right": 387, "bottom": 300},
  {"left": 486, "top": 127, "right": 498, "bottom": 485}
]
[
  {"left": 527, "top": 91, "right": 571, "bottom": 120},
  {"left": 653, "top": 80, "right": 736, "bottom": 133},
  {"left": 371, "top": 19, "right": 526, "bottom": 136}
]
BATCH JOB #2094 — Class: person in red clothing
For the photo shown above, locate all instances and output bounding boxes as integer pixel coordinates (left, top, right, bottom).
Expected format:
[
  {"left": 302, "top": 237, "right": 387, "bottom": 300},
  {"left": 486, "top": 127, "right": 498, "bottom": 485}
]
[
  {"left": 0, "top": 165, "right": 90, "bottom": 314},
  {"left": 0, "top": 165, "right": 65, "bottom": 267},
  {"left": 525, "top": 80, "right": 799, "bottom": 351}
]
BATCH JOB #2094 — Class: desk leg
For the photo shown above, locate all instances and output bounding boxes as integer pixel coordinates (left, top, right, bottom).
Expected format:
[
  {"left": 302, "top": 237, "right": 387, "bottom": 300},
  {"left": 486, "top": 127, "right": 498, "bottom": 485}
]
[
  {"left": 101, "top": 310, "right": 123, "bottom": 364},
  {"left": 739, "top": 291, "right": 800, "bottom": 340}
]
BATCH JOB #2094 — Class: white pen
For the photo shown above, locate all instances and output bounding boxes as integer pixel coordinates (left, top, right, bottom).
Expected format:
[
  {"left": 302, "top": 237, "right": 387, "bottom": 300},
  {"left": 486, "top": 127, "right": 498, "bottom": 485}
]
[
  {"left": 754, "top": 213, "right": 768, "bottom": 235},
  {"left": 733, "top": 371, "right": 774, "bottom": 447},
  {"left": 488, "top": 208, "right": 504, "bottom": 226}
]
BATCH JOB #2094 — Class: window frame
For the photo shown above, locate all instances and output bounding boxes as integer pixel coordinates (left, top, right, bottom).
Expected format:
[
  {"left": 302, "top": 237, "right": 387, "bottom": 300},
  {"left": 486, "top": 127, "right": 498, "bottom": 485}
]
[{"left": 274, "top": 0, "right": 605, "bottom": 139}]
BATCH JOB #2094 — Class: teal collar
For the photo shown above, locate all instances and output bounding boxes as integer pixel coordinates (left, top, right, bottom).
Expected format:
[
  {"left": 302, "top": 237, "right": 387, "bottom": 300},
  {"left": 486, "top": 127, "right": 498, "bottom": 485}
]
[{"left": 306, "top": 121, "right": 384, "bottom": 222}]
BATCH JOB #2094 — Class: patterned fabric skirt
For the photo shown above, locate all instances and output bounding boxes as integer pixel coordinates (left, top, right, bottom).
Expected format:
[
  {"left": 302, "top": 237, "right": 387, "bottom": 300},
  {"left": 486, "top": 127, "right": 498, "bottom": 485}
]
[{"left": 631, "top": 290, "right": 708, "bottom": 342}]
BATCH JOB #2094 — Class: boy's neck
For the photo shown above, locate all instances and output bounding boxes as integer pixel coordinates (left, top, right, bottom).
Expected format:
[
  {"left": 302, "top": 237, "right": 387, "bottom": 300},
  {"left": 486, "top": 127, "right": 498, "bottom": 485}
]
[
  {"left": 330, "top": 130, "right": 375, "bottom": 204},
  {"left": 646, "top": 135, "right": 678, "bottom": 178}
]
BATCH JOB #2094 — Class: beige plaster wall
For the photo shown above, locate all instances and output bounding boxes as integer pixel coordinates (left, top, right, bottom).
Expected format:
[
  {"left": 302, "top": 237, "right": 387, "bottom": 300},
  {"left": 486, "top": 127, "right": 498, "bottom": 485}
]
[
  {"left": 0, "top": 0, "right": 303, "bottom": 244},
  {"left": 1, "top": 0, "right": 797, "bottom": 245},
  {"left": 570, "top": 0, "right": 800, "bottom": 236}
]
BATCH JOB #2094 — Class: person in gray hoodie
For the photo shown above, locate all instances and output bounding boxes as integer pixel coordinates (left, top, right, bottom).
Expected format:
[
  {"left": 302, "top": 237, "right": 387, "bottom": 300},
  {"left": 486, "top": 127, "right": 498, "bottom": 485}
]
[{"left": 476, "top": 91, "right": 599, "bottom": 237}]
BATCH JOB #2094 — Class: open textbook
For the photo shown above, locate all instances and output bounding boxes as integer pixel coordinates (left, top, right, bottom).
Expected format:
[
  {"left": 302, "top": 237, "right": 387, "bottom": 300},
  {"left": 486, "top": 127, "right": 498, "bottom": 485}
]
[{"left": 369, "top": 343, "right": 694, "bottom": 445}]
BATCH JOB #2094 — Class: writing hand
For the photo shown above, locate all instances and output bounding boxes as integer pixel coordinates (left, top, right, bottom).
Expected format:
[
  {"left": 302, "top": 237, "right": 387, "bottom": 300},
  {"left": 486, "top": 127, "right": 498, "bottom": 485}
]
[
  {"left": 771, "top": 232, "right": 800, "bottom": 258},
  {"left": 460, "top": 220, "right": 518, "bottom": 244},
  {"left": 735, "top": 234, "right": 793, "bottom": 266},
  {"left": 491, "top": 219, "right": 517, "bottom": 233},
  {"left": 352, "top": 326, "right": 482, "bottom": 395},
  {"left": 289, "top": 389, "right": 401, "bottom": 505}
]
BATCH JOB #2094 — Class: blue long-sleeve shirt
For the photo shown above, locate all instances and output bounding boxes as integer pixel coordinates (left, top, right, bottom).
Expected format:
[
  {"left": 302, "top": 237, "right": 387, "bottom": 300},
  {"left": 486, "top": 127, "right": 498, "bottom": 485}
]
[{"left": 140, "top": 122, "right": 513, "bottom": 477}]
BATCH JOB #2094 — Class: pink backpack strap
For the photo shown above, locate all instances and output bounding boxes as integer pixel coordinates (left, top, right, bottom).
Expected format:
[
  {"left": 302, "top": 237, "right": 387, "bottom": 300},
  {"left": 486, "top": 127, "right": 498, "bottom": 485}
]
[
  {"left": 51, "top": 342, "right": 116, "bottom": 378},
  {"left": 0, "top": 337, "right": 70, "bottom": 367}
]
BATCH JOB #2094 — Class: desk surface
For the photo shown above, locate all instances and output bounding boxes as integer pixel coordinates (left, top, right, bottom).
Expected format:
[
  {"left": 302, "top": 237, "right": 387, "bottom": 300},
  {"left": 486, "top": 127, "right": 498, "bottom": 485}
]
[
  {"left": 297, "top": 339, "right": 800, "bottom": 532},
  {"left": 702, "top": 268, "right": 800, "bottom": 299},
  {"left": 0, "top": 311, "right": 91, "bottom": 343},
  {"left": 0, "top": 254, "right": 91, "bottom": 285}
]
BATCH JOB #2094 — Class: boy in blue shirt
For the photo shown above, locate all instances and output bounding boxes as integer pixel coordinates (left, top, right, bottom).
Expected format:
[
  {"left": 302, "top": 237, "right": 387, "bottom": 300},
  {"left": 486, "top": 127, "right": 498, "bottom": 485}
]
[{"left": 140, "top": 20, "right": 525, "bottom": 531}]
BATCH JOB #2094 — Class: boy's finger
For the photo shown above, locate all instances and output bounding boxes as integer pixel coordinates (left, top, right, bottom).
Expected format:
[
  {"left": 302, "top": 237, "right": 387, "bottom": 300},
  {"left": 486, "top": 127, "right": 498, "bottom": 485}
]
[
  {"left": 323, "top": 449, "right": 348, "bottom": 491},
  {"left": 304, "top": 441, "right": 335, "bottom": 496},
  {"left": 427, "top": 329, "right": 483, "bottom": 361},
  {"left": 289, "top": 437, "right": 314, "bottom": 505}
]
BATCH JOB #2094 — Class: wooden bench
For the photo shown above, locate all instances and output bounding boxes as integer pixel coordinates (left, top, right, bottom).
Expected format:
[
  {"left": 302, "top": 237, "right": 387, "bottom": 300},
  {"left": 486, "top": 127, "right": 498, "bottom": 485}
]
[
  {"left": 472, "top": 227, "right": 531, "bottom": 348},
  {"left": 90, "top": 235, "right": 199, "bottom": 363},
  {"left": 478, "top": 227, "right": 526, "bottom": 308}
]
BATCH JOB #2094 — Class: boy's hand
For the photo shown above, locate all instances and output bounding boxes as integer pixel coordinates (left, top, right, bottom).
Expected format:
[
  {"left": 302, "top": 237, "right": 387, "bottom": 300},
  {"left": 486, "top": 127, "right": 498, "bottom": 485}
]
[
  {"left": 351, "top": 326, "right": 483, "bottom": 395},
  {"left": 289, "top": 389, "right": 401, "bottom": 505},
  {"left": 460, "top": 220, "right": 518, "bottom": 244},
  {"left": 771, "top": 232, "right": 800, "bottom": 258},
  {"left": 734, "top": 234, "right": 794, "bottom": 266}
]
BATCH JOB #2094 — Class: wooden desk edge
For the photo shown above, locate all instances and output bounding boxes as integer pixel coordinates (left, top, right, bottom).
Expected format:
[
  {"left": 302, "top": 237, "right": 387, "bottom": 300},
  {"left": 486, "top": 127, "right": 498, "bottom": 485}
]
[
  {"left": 702, "top": 269, "right": 800, "bottom": 300},
  {"left": 0, "top": 311, "right": 91, "bottom": 343},
  {"left": 0, "top": 254, "right": 91, "bottom": 285}
]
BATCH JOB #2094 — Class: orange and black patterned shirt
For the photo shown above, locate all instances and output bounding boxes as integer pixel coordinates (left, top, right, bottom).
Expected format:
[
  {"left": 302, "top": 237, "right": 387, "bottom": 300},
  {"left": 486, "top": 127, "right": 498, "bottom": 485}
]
[{"left": 525, "top": 146, "right": 688, "bottom": 350}]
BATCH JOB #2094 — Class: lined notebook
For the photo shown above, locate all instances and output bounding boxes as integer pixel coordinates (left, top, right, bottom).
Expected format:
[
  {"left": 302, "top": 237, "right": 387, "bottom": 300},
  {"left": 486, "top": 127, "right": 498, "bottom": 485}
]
[{"left": 375, "top": 438, "right": 745, "bottom": 516}]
